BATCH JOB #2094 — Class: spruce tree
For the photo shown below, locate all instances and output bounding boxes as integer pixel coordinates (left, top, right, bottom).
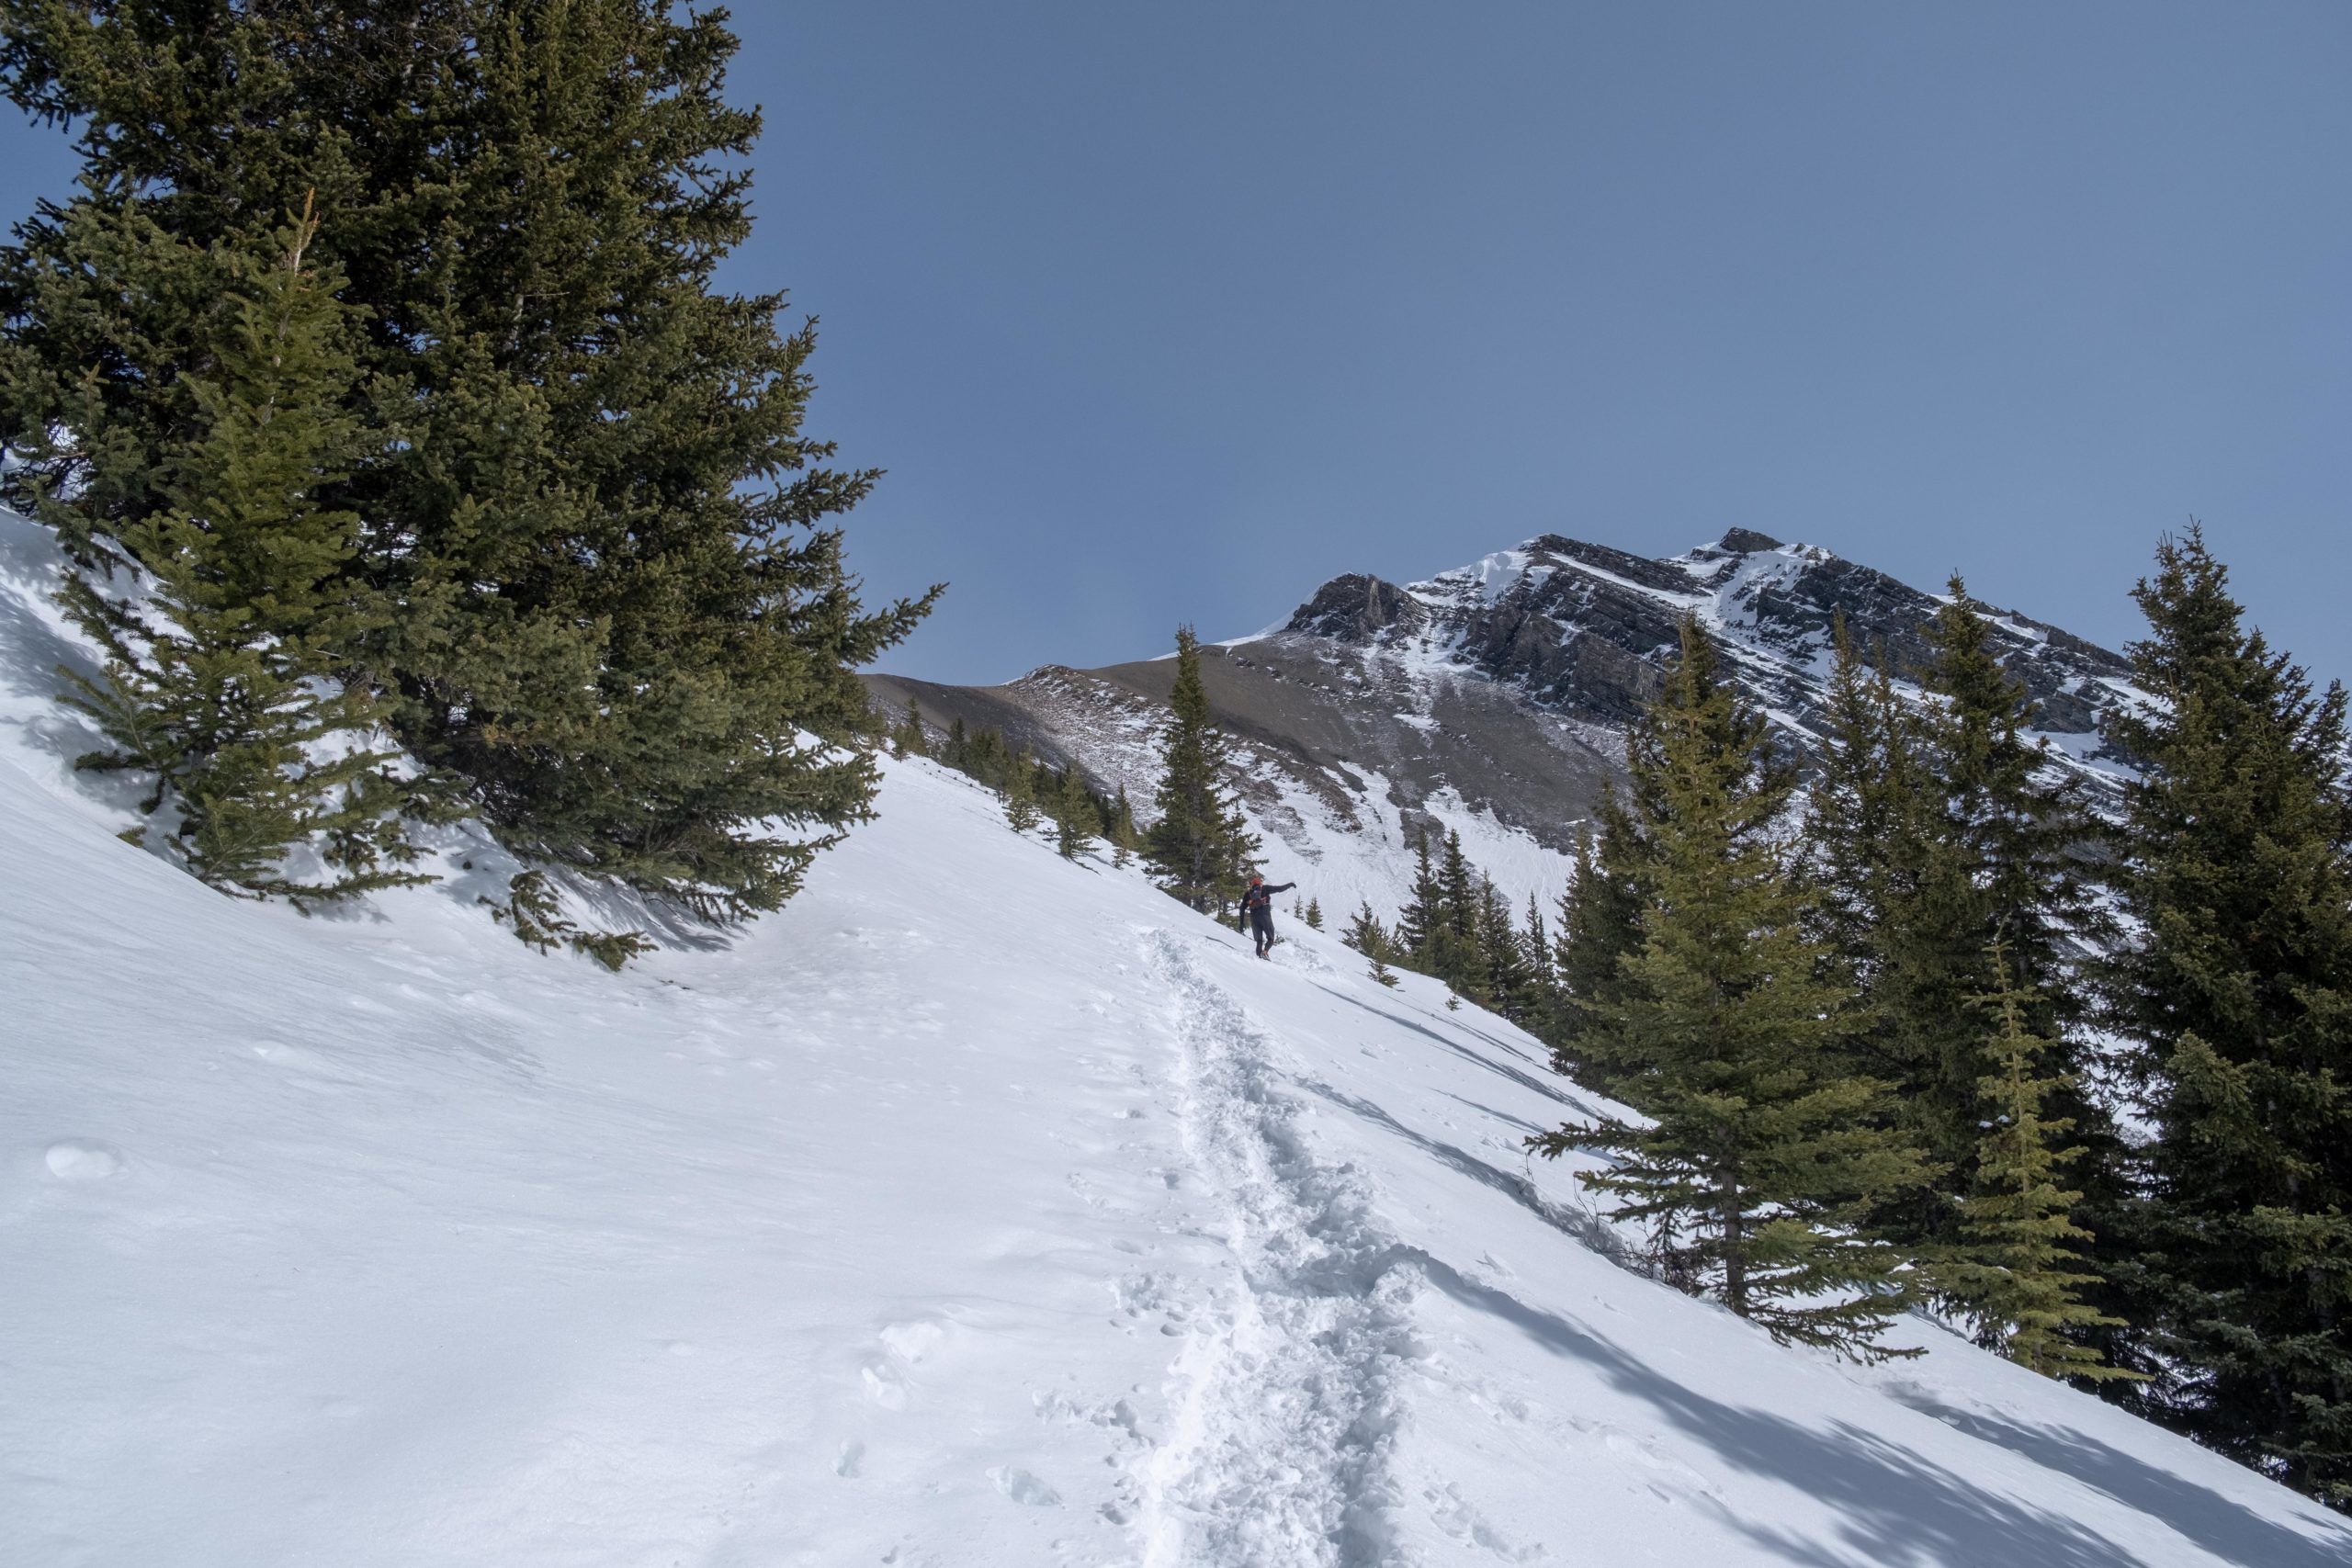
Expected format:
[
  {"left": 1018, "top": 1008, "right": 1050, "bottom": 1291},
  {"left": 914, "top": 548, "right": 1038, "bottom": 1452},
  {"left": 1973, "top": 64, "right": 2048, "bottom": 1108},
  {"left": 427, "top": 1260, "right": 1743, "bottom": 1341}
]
[
  {"left": 1396, "top": 829, "right": 1444, "bottom": 964},
  {"left": 1531, "top": 617, "right": 1928, "bottom": 1358},
  {"left": 1521, "top": 890, "right": 1555, "bottom": 999},
  {"left": 1341, "top": 900, "right": 1391, "bottom": 955},
  {"left": 1801, "top": 620, "right": 1980, "bottom": 1249},
  {"left": 2103, "top": 527, "right": 2352, "bottom": 1504},
  {"left": 1303, "top": 896, "right": 1323, "bottom": 931},
  {"left": 1476, "top": 874, "right": 1535, "bottom": 1022},
  {"left": 1144, "top": 626, "right": 1257, "bottom": 910},
  {"left": 1924, "top": 580, "right": 2109, "bottom": 1034},
  {"left": 1002, "top": 749, "right": 1042, "bottom": 836},
  {"left": 1946, "top": 951, "right": 2139, "bottom": 1383},
  {"left": 1440, "top": 830, "right": 1477, "bottom": 967},
  {"left": 1108, "top": 784, "right": 1139, "bottom": 868},
  {"left": 1, "top": 2, "right": 938, "bottom": 923},
  {"left": 1798, "top": 591, "right": 2121, "bottom": 1280},
  {"left": 962, "top": 727, "right": 1008, "bottom": 788},
  {"left": 1922, "top": 582, "right": 2131, "bottom": 1370},
  {"left": 54, "top": 199, "right": 422, "bottom": 904},
  {"left": 1053, "top": 764, "right": 1095, "bottom": 860},
  {"left": 1550, "top": 809, "right": 1649, "bottom": 1086},
  {"left": 1803, "top": 617, "right": 1917, "bottom": 979},
  {"left": 891, "top": 696, "right": 927, "bottom": 759}
]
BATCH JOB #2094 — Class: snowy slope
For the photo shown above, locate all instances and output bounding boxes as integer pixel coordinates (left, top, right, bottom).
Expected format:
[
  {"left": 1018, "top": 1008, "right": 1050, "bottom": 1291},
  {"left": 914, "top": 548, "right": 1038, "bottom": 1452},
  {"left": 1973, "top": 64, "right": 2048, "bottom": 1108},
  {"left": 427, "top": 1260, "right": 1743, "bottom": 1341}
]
[{"left": 6, "top": 519, "right": 2347, "bottom": 1565}]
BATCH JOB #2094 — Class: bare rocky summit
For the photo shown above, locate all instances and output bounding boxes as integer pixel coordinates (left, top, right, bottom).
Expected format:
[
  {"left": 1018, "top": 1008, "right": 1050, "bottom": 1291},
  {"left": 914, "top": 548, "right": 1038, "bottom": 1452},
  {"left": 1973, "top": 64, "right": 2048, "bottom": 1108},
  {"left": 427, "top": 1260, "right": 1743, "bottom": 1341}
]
[{"left": 866, "top": 531, "right": 2143, "bottom": 916}]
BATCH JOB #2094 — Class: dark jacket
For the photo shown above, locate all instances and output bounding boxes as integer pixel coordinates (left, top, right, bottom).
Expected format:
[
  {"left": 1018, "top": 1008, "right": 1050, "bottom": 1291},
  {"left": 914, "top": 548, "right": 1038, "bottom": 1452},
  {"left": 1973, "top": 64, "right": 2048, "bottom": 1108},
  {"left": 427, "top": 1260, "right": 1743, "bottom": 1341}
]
[{"left": 1241, "top": 881, "right": 1295, "bottom": 919}]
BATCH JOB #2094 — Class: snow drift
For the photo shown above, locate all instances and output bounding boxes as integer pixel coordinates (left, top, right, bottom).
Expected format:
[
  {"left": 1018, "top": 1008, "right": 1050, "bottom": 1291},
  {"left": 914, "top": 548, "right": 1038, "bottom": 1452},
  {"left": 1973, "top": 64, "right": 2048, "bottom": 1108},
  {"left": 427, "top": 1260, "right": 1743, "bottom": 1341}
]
[{"left": 3, "top": 515, "right": 2346, "bottom": 1565}]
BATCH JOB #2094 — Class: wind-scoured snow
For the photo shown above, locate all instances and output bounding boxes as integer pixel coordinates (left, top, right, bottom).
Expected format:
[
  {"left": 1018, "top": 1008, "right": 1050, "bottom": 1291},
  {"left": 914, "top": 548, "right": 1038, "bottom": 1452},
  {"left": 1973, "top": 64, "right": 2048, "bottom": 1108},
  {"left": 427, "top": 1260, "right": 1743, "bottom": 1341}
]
[
  {"left": 1415, "top": 549, "right": 1546, "bottom": 610},
  {"left": 5, "top": 516, "right": 2345, "bottom": 1566}
]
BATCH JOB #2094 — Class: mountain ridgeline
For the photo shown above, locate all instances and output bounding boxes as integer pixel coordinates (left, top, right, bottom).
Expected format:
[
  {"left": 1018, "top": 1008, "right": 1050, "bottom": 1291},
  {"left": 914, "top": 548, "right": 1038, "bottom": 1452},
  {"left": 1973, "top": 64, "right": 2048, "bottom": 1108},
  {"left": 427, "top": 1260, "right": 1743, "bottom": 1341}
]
[{"left": 867, "top": 528, "right": 2144, "bottom": 918}]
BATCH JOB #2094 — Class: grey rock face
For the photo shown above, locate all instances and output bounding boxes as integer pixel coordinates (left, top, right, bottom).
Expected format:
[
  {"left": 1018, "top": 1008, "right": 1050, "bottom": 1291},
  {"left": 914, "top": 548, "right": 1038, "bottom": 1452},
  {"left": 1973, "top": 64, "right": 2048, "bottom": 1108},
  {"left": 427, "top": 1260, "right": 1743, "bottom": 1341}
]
[
  {"left": 865, "top": 530, "right": 2145, "bottom": 886},
  {"left": 1349, "top": 532, "right": 2138, "bottom": 760},
  {"left": 1284, "top": 574, "right": 1430, "bottom": 644}
]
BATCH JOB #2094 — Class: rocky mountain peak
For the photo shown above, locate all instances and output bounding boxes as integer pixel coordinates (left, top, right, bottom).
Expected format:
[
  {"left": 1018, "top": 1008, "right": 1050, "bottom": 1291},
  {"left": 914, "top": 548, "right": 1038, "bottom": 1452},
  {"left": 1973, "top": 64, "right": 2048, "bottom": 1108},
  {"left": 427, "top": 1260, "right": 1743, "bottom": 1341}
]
[
  {"left": 1283, "top": 572, "right": 1430, "bottom": 644},
  {"left": 1274, "top": 529, "right": 2143, "bottom": 773},
  {"left": 871, "top": 526, "right": 2152, "bottom": 930},
  {"left": 1712, "top": 526, "right": 1789, "bottom": 555}
]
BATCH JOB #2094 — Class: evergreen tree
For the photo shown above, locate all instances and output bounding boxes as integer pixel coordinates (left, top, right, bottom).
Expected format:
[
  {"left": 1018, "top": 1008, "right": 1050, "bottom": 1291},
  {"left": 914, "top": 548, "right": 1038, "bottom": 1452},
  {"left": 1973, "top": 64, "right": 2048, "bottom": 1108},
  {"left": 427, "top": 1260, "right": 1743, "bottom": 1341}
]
[
  {"left": 1803, "top": 616, "right": 1917, "bottom": 977},
  {"left": 1522, "top": 890, "right": 1555, "bottom": 992},
  {"left": 1002, "top": 749, "right": 1042, "bottom": 836},
  {"left": 1053, "top": 763, "right": 1095, "bottom": 860},
  {"left": 1402, "top": 829, "right": 1485, "bottom": 998},
  {"left": 1143, "top": 626, "right": 1257, "bottom": 911},
  {"left": 1945, "top": 950, "right": 2140, "bottom": 1383},
  {"left": 1396, "top": 829, "right": 1444, "bottom": 963},
  {"left": 54, "top": 199, "right": 422, "bottom": 904},
  {"left": 1922, "top": 583, "right": 2128, "bottom": 1359},
  {"left": 1340, "top": 900, "right": 1391, "bottom": 956},
  {"left": 1303, "top": 896, "right": 1323, "bottom": 931},
  {"left": 1, "top": 2, "right": 938, "bottom": 923},
  {"left": 1108, "top": 784, "right": 1139, "bottom": 869},
  {"left": 1531, "top": 617, "right": 1928, "bottom": 1358},
  {"left": 961, "top": 726, "right": 1009, "bottom": 788},
  {"left": 1798, "top": 591, "right": 2120, "bottom": 1278},
  {"left": 1801, "top": 619, "right": 1980, "bottom": 1250},
  {"left": 1440, "top": 830, "right": 1476, "bottom": 942},
  {"left": 1550, "top": 808, "right": 1649, "bottom": 1086},
  {"left": 1340, "top": 899, "right": 1403, "bottom": 987},
  {"left": 1476, "top": 874, "right": 1535, "bottom": 1021},
  {"left": 944, "top": 716, "right": 970, "bottom": 771},
  {"left": 890, "top": 696, "right": 927, "bottom": 759},
  {"left": 2103, "top": 527, "right": 2352, "bottom": 1504},
  {"left": 1924, "top": 580, "right": 2109, "bottom": 1034}
]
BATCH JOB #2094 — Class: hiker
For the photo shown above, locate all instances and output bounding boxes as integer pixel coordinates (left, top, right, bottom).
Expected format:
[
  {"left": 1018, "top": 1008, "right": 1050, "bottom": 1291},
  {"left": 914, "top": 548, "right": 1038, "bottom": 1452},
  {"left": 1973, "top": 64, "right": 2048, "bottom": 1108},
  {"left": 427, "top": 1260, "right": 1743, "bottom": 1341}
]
[{"left": 1239, "top": 873, "right": 1297, "bottom": 959}]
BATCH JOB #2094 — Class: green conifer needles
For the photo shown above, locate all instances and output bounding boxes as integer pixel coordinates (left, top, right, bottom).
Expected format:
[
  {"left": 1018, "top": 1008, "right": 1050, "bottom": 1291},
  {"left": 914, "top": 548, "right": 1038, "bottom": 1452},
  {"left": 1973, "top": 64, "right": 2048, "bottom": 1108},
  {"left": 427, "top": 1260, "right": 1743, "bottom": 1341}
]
[
  {"left": 1053, "top": 764, "right": 1095, "bottom": 860},
  {"left": 55, "top": 200, "right": 423, "bottom": 905},
  {"left": 1532, "top": 618, "right": 1928, "bottom": 1359},
  {"left": 1144, "top": 627, "right": 1258, "bottom": 911},
  {"left": 1, "top": 2, "right": 936, "bottom": 925},
  {"left": 1002, "top": 750, "right": 1043, "bottom": 836},
  {"left": 1945, "top": 953, "right": 2140, "bottom": 1382},
  {"left": 2104, "top": 527, "right": 2352, "bottom": 1499}
]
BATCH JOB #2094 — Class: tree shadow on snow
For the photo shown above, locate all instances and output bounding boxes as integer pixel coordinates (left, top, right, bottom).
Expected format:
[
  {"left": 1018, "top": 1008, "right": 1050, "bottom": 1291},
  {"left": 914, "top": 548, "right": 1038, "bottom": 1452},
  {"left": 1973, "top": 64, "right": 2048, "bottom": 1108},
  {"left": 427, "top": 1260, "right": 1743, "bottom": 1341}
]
[
  {"left": 1417, "top": 1257, "right": 2180, "bottom": 1568},
  {"left": 1433, "top": 1089, "right": 1553, "bottom": 1140},
  {"left": 0, "top": 510, "right": 128, "bottom": 783},
  {"left": 1881, "top": 1386, "right": 2352, "bottom": 1568},
  {"left": 1307, "top": 981, "right": 1611, "bottom": 1122},
  {"left": 1296, "top": 1076, "right": 1637, "bottom": 1270}
]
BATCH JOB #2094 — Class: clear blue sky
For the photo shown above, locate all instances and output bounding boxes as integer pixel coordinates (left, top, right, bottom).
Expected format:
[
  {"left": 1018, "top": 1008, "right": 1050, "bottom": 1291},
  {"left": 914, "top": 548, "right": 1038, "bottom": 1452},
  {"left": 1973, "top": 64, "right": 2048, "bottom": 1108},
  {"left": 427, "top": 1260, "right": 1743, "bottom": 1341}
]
[{"left": 6, "top": 4, "right": 2346, "bottom": 686}]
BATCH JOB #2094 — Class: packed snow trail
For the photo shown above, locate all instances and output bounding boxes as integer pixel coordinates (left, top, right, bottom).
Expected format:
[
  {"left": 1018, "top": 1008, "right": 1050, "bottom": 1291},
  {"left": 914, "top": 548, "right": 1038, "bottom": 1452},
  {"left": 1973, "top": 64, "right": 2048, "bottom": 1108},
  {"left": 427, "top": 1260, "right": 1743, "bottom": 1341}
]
[
  {"left": 1137, "top": 931, "right": 1416, "bottom": 1566},
  {"left": 6, "top": 503, "right": 2352, "bottom": 1566}
]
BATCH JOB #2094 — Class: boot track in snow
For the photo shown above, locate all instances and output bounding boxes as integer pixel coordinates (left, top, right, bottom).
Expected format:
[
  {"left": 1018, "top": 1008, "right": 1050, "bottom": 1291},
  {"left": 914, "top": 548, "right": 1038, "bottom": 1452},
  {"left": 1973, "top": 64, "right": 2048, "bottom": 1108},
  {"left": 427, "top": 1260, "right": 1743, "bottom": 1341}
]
[{"left": 1136, "top": 930, "right": 1421, "bottom": 1568}]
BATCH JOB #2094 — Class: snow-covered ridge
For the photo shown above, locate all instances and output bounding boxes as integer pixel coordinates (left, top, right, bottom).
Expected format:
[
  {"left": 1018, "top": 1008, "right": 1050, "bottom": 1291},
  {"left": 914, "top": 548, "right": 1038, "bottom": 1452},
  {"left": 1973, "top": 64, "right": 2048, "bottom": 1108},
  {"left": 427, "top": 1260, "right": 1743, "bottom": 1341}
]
[
  {"left": 1292, "top": 527, "right": 2151, "bottom": 794},
  {"left": 875, "top": 528, "right": 2151, "bottom": 948}
]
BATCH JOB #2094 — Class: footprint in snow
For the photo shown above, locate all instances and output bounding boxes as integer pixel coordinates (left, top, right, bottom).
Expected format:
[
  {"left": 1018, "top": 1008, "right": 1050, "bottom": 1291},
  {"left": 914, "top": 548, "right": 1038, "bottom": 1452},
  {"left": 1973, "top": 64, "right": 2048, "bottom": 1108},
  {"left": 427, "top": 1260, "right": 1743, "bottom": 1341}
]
[
  {"left": 44, "top": 1139, "right": 121, "bottom": 1180},
  {"left": 877, "top": 1319, "right": 950, "bottom": 1364},
  {"left": 860, "top": 1363, "right": 908, "bottom": 1410},
  {"left": 989, "top": 1466, "right": 1060, "bottom": 1506}
]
